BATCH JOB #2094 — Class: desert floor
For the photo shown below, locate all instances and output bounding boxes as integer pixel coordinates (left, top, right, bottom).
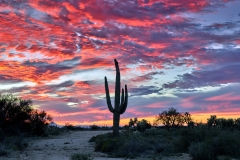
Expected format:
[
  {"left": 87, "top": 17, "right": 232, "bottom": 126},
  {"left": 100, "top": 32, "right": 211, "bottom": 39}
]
[{"left": 1, "top": 130, "right": 192, "bottom": 160}]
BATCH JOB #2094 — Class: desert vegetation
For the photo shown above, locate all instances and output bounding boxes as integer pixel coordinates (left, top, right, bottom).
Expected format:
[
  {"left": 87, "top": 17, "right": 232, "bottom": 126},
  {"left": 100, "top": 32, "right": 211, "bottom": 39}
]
[
  {"left": 0, "top": 93, "right": 114, "bottom": 158},
  {"left": 90, "top": 108, "right": 240, "bottom": 160},
  {"left": 0, "top": 94, "right": 63, "bottom": 156},
  {"left": 70, "top": 153, "right": 93, "bottom": 160},
  {"left": 0, "top": 94, "right": 53, "bottom": 136},
  {"left": 1, "top": 93, "right": 240, "bottom": 160}
]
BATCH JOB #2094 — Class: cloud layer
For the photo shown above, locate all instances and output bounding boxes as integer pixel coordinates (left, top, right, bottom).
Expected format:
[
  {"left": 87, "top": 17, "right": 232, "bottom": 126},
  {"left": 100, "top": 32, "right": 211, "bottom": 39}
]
[{"left": 0, "top": 0, "right": 240, "bottom": 125}]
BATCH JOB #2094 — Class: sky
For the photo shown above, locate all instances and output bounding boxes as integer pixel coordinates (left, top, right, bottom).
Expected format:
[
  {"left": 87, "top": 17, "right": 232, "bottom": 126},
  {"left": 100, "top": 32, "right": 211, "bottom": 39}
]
[{"left": 0, "top": 0, "right": 240, "bottom": 126}]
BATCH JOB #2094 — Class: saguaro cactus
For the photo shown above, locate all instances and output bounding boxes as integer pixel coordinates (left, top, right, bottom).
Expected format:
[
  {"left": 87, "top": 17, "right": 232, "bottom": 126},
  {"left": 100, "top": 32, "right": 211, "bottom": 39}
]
[{"left": 104, "top": 59, "right": 128, "bottom": 136}]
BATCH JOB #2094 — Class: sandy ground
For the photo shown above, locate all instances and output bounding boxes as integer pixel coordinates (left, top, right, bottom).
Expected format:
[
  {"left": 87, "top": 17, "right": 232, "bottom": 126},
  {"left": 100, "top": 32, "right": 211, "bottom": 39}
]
[{"left": 1, "top": 130, "right": 192, "bottom": 160}]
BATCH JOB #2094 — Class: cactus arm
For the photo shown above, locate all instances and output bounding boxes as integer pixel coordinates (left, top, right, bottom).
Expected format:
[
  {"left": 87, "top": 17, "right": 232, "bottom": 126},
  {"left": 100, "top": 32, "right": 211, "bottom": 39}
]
[
  {"left": 119, "top": 88, "right": 124, "bottom": 108},
  {"left": 119, "top": 85, "right": 128, "bottom": 114},
  {"left": 105, "top": 76, "right": 115, "bottom": 113},
  {"left": 114, "top": 59, "right": 121, "bottom": 111}
]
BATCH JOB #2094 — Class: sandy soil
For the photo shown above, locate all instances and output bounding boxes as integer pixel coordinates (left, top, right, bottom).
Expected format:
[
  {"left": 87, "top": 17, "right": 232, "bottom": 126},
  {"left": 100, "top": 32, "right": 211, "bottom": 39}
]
[{"left": 1, "top": 130, "right": 192, "bottom": 160}]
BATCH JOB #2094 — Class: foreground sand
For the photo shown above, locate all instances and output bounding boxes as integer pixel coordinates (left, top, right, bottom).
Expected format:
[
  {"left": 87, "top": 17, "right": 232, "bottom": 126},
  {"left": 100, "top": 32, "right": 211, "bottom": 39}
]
[{"left": 1, "top": 130, "right": 191, "bottom": 160}]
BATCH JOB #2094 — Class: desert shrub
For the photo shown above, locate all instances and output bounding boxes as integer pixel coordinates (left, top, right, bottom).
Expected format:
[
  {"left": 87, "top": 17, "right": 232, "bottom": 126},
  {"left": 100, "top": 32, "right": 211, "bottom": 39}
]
[
  {"left": 122, "top": 125, "right": 129, "bottom": 130},
  {"left": 89, "top": 132, "right": 115, "bottom": 151},
  {"left": 235, "top": 118, "right": 240, "bottom": 130},
  {"left": 115, "top": 135, "right": 152, "bottom": 158},
  {"left": 99, "top": 125, "right": 111, "bottom": 130},
  {"left": 177, "top": 128, "right": 220, "bottom": 149},
  {"left": 173, "top": 135, "right": 190, "bottom": 152},
  {"left": 45, "top": 126, "right": 63, "bottom": 136},
  {"left": 188, "top": 141, "right": 216, "bottom": 160},
  {"left": 99, "top": 135, "right": 124, "bottom": 153},
  {"left": 29, "top": 110, "right": 52, "bottom": 136},
  {"left": 136, "top": 119, "right": 151, "bottom": 132},
  {"left": 88, "top": 136, "right": 97, "bottom": 142},
  {"left": 0, "top": 143, "right": 10, "bottom": 156},
  {"left": 0, "top": 94, "right": 32, "bottom": 136},
  {"left": 132, "top": 130, "right": 141, "bottom": 136},
  {"left": 144, "top": 127, "right": 160, "bottom": 135},
  {"left": 153, "top": 139, "right": 174, "bottom": 155},
  {"left": 90, "top": 124, "right": 99, "bottom": 130},
  {"left": 62, "top": 124, "right": 86, "bottom": 131},
  {"left": 63, "top": 123, "right": 76, "bottom": 130},
  {"left": 0, "top": 94, "right": 52, "bottom": 137},
  {"left": 93, "top": 137, "right": 105, "bottom": 151},
  {"left": 75, "top": 126, "right": 86, "bottom": 131},
  {"left": 3, "top": 136, "right": 28, "bottom": 151},
  {"left": 70, "top": 153, "right": 93, "bottom": 160},
  {"left": 91, "top": 127, "right": 240, "bottom": 158},
  {"left": 211, "top": 131, "right": 240, "bottom": 158},
  {"left": 100, "top": 139, "right": 114, "bottom": 152},
  {"left": 13, "top": 137, "right": 28, "bottom": 150},
  {"left": 173, "top": 127, "right": 208, "bottom": 152},
  {"left": 91, "top": 132, "right": 154, "bottom": 158}
]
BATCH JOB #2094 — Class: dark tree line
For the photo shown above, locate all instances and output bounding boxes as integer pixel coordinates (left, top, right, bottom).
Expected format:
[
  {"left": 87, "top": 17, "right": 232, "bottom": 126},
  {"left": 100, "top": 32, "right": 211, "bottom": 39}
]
[
  {"left": 153, "top": 107, "right": 240, "bottom": 131},
  {"left": 0, "top": 94, "right": 52, "bottom": 139},
  {"left": 127, "top": 108, "right": 194, "bottom": 132},
  {"left": 207, "top": 115, "right": 240, "bottom": 130}
]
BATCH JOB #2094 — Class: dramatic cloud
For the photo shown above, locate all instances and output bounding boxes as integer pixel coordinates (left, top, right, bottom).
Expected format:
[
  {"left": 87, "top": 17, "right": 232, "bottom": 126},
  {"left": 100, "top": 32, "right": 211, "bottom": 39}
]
[{"left": 0, "top": 0, "right": 239, "bottom": 125}]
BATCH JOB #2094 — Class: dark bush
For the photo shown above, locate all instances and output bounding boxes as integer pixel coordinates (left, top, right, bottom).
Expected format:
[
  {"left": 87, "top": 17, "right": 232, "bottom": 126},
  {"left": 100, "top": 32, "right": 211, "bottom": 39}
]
[
  {"left": 100, "top": 138, "right": 120, "bottom": 153},
  {"left": 29, "top": 110, "right": 52, "bottom": 136},
  {"left": 136, "top": 119, "right": 151, "bottom": 132},
  {"left": 70, "top": 153, "right": 93, "bottom": 160},
  {"left": 115, "top": 137, "right": 147, "bottom": 158},
  {"left": 45, "top": 126, "right": 63, "bottom": 136},
  {"left": 173, "top": 127, "right": 207, "bottom": 152},
  {"left": 0, "top": 94, "right": 33, "bottom": 136},
  {"left": 64, "top": 123, "right": 76, "bottom": 130},
  {"left": 90, "top": 124, "right": 99, "bottom": 130},
  {"left": 0, "top": 94, "right": 52, "bottom": 137},
  {"left": 189, "top": 141, "right": 216, "bottom": 160},
  {"left": 91, "top": 127, "right": 240, "bottom": 159},
  {"left": 144, "top": 127, "right": 160, "bottom": 135},
  {"left": 153, "top": 139, "right": 174, "bottom": 155},
  {"left": 211, "top": 131, "right": 240, "bottom": 158},
  {"left": 0, "top": 143, "right": 9, "bottom": 156},
  {"left": 90, "top": 132, "right": 114, "bottom": 151},
  {"left": 91, "top": 131, "right": 169, "bottom": 158},
  {"left": 2, "top": 135, "right": 28, "bottom": 151}
]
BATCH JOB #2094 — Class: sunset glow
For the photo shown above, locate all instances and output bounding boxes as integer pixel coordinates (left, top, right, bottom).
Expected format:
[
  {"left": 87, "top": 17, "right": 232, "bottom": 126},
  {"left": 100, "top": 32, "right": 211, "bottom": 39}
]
[{"left": 0, "top": 0, "right": 240, "bottom": 126}]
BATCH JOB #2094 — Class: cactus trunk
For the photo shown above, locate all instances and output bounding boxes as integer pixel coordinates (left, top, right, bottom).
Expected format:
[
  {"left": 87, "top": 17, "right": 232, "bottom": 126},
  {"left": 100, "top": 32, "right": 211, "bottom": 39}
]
[
  {"left": 113, "top": 112, "right": 120, "bottom": 135},
  {"left": 104, "top": 59, "right": 128, "bottom": 136}
]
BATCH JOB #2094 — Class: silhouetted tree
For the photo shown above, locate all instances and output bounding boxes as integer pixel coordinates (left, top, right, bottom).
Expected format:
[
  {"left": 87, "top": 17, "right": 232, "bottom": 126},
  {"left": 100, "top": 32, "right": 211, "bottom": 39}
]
[
  {"left": 29, "top": 110, "right": 52, "bottom": 135},
  {"left": 184, "top": 112, "right": 194, "bottom": 128},
  {"left": 0, "top": 94, "right": 52, "bottom": 137},
  {"left": 235, "top": 118, "right": 240, "bottom": 130},
  {"left": 207, "top": 115, "right": 217, "bottom": 129},
  {"left": 155, "top": 108, "right": 195, "bottom": 130},
  {"left": 226, "top": 118, "right": 234, "bottom": 131},
  {"left": 155, "top": 107, "right": 182, "bottom": 130},
  {"left": 129, "top": 117, "right": 138, "bottom": 130},
  {"left": 0, "top": 94, "right": 32, "bottom": 135},
  {"left": 216, "top": 118, "right": 227, "bottom": 129}
]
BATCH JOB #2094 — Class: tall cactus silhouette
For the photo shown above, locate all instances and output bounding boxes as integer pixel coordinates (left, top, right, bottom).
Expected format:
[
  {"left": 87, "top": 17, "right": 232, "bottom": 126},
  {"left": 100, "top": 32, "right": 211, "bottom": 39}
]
[{"left": 104, "top": 59, "right": 128, "bottom": 136}]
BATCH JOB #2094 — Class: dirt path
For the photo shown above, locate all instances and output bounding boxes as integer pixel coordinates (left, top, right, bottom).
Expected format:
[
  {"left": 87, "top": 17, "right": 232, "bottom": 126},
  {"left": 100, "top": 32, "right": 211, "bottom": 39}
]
[
  {"left": 2, "top": 131, "right": 125, "bottom": 160},
  {"left": 1, "top": 131, "right": 192, "bottom": 160}
]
